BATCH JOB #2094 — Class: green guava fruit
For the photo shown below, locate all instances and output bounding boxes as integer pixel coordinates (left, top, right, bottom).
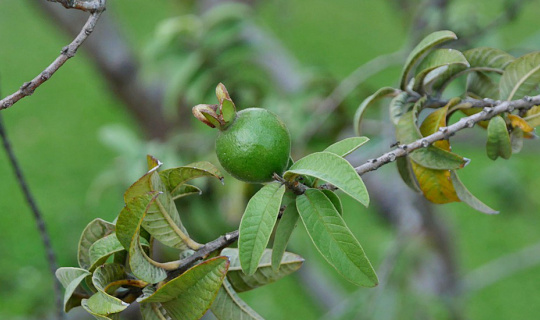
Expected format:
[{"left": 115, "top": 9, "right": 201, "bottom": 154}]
[
  {"left": 192, "top": 83, "right": 291, "bottom": 183},
  {"left": 216, "top": 108, "right": 291, "bottom": 183}
]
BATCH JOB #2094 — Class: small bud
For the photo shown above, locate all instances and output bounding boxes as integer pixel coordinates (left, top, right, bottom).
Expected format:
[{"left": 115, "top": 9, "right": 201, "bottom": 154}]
[
  {"left": 193, "top": 104, "right": 221, "bottom": 129},
  {"left": 216, "top": 83, "right": 231, "bottom": 104}
]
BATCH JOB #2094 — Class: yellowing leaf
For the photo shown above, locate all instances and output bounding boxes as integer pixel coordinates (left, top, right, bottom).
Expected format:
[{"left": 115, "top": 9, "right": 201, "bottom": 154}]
[
  {"left": 410, "top": 160, "right": 459, "bottom": 204},
  {"left": 508, "top": 114, "right": 534, "bottom": 133}
]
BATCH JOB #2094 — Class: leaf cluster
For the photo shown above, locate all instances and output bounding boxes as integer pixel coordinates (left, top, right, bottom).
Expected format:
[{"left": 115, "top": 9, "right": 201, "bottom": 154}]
[
  {"left": 354, "top": 30, "right": 540, "bottom": 212},
  {"left": 56, "top": 156, "right": 302, "bottom": 320}
]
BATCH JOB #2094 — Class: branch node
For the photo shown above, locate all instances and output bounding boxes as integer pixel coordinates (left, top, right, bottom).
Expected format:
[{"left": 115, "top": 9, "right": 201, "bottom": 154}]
[
  {"left": 524, "top": 95, "right": 533, "bottom": 102},
  {"left": 421, "top": 139, "right": 430, "bottom": 147},
  {"left": 438, "top": 126, "right": 448, "bottom": 134},
  {"left": 20, "top": 82, "right": 34, "bottom": 96},
  {"left": 466, "top": 119, "right": 475, "bottom": 128},
  {"left": 483, "top": 107, "right": 493, "bottom": 114},
  {"left": 387, "top": 153, "right": 396, "bottom": 162}
]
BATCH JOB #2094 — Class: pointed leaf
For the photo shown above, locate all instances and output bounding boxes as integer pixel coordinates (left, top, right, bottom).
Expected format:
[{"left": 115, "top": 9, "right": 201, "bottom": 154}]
[
  {"left": 117, "top": 192, "right": 168, "bottom": 284},
  {"left": 147, "top": 155, "right": 161, "bottom": 171},
  {"left": 271, "top": 198, "right": 300, "bottom": 270},
  {"left": 450, "top": 171, "right": 498, "bottom": 214},
  {"left": 296, "top": 189, "right": 377, "bottom": 287},
  {"left": 500, "top": 52, "right": 540, "bottom": 100},
  {"left": 85, "top": 264, "right": 129, "bottom": 315},
  {"left": 396, "top": 156, "right": 421, "bottom": 192},
  {"left": 159, "top": 161, "right": 224, "bottom": 195},
  {"left": 486, "top": 116, "right": 512, "bottom": 160},
  {"left": 55, "top": 267, "right": 91, "bottom": 312},
  {"left": 139, "top": 257, "right": 229, "bottom": 320},
  {"left": 395, "top": 101, "right": 467, "bottom": 170},
  {"left": 211, "top": 278, "right": 264, "bottom": 320},
  {"left": 239, "top": 182, "right": 286, "bottom": 275},
  {"left": 222, "top": 248, "right": 304, "bottom": 292},
  {"left": 284, "top": 152, "right": 369, "bottom": 206},
  {"left": 78, "top": 218, "right": 115, "bottom": 270},
  {"left": 400, "top": 30, "right": 457, "bottom": 89},
  {"left": 354, "top": 87, "right": 397, "bottom": 135},
  {"left": 88, "top": 233, "right": 149, "bottom": 272},
  {"left": 412, "top": 49, "right": 469, "bottom": 92},
  {"left": 124, "top": 158, "right": 199, "bottom": 250},
  {"left": 389, "top": 91, "right": 411, "bottom": 125},
  {"left": 324, "top": 137, "right": 370, "bottom": 157}
]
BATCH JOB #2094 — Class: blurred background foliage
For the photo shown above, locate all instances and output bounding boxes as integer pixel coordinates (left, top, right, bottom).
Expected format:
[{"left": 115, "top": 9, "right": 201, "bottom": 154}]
[{"left": 1, "top": 0, "right": 540, "bottom": 319}]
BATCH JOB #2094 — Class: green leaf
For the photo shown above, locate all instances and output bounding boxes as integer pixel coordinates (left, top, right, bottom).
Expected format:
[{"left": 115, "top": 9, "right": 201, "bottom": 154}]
[
  {"left": 271, "top": 198, "right": 300, "bottom": 270},
  {"left": 524, "top": 106, "right": 540, "bottom": 127},
  {"left": 221, "top": 98, "right": 237, "bottom": 123},
  {"left": 467, "top": 72, "right": 499, "bottom": 99},
  {"left": 81, "top": 299, "right": 119, "bottom": 320},
  {"left": 412, "top": 49, "right": 469, "bottom": 92},
  {"left": 78, "top": 218, "right": 115, "bottom": 270},
  {"left": 139, "top": 257, "right": 229, "bottom": 320},
  {"left": 88, "top": 233, "right": 150, "bottom": 272},
  {"left": 324, "top": 137, "right": 370, "bottom": 157},
  {"left": 211, "top": 278, "right": 264, "bottom": 320},
  {"left": 400, "top": 30, "right": 457, "bottom": 89},
  {"left": 116, "top": 192, "right": 168, "bottom": 284},
  {"left": 353, "top": 87, "right": 397, "bottom": 135},
  {"left": 389, "top": 91, "right": 411, "bottom": 125},
  {"left": 486, "top": 115, "right": 512, "bottom": 160},
  {"left": 170, "top": 184, "right": 202, "bottom": 200},
  {"left": 55, "top": 267, "right": 91, "bottom": 312},
  {"left": 85, "top": 264, "right": 129, "bottom": 316},
  {"left": 396, "top": 156, "right": 421, "bottom": 193},
  {"left": 239, "top": 182, "right": 286, "bottom": 275},
  {"left": 159, "top": 161, "right": 224, "bottom": 195},
  {"left": 284, "top": 152, "right": 369, "bottom": 206},
  {"left": 500, "top": 52, "right": 540, "bottom": 100},
  {"left": 296, "top": 189, "right": 377, "bottom": 287},
  {"left": 124, "top": 158, "right": 199, "bottom": 250},
  {"left": 450, "top": 171, "right": 498, "bottom": 214},
  {"left": 222, "top": 248, "right": 304, "bottom": 292},
  {"left": 395, "top": 101, "right": 467, "bottom": 170},
  {"left": 431, "top": 47, "right": 514, "bottom": 93}
]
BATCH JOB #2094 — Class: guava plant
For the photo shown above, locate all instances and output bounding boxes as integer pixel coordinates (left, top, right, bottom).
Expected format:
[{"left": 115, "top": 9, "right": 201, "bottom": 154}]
[{"left": 54, "top": 30, "right": 540, "bottom": 320}]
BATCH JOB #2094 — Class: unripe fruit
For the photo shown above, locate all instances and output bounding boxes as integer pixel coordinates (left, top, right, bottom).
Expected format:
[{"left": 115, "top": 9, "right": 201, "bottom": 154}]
[
  {"left": 216, "top": 108, "right": 291, "bottom": 183},
  {"left": 193, "top": 84, "right": 291, "bottom": 183}
]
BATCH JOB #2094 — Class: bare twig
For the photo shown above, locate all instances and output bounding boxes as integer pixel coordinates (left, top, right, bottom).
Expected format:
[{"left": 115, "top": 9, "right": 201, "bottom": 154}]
[
  {"left": 0, "top": 8, "right": 104, "bottom": 111},
  {"left": 35, "top": 2, "right": 170, "bottom": 139},
  {"left": 166, "top": 230, "right": 239, "bottom": 280},
  {"left": 0, "top": 114, "right": 64, "bottom": 320}
]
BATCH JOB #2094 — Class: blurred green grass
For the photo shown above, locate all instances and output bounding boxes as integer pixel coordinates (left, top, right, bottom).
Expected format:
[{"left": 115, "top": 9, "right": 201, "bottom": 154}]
[{"left": 1, "top": 0, "right": 540, "bottom": 319}]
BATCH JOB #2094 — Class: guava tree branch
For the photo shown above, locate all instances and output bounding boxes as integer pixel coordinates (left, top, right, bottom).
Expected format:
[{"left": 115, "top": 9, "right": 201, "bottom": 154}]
[
  {"left": 0, "top": 8, "right": 104, "bottom": 111},
  {"left": 354, "top": 95, "right": 540, "bottom": 176},
  {"left": 169, "top": 94, "right": 540, "bottom": 275}
]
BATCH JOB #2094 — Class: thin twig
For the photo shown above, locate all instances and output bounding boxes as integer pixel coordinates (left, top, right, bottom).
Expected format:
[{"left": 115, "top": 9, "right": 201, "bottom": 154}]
[
  {"left": 46, "top": 0, "right": 106, "bottom": 12},
  {"left": 166, "top": 230, "right": 239, "bottom": 280},
  {"left": 0, "top": 8, "right": 104, "bottom": 111},
  {"left": 0, "top": 114, "right": 64, "bottom": 320}
]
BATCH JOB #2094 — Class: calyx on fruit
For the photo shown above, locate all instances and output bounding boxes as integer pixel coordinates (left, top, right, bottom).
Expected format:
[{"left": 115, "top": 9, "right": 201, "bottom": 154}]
[{"left": 193, "top": 83, "right": 291, "bottom": 183}]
